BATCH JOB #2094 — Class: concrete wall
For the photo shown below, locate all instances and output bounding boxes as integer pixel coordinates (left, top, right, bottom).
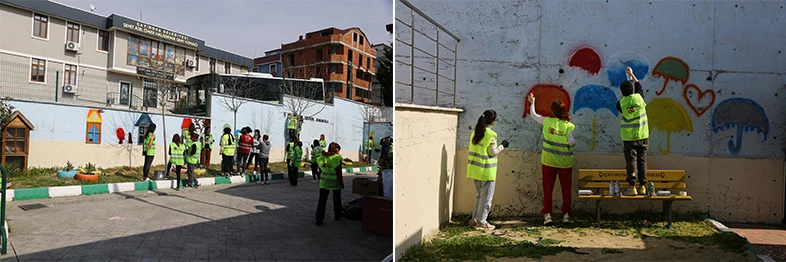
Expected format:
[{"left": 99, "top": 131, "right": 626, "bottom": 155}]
[
  {"left": 394, "top": 104, "right": 462, "bottom": 259},
  {"left": 396, "top": 0, "right": 786, "bottom": 223},
  {"left": 2, "top": 92, "right": 373, "bottom": 169}
]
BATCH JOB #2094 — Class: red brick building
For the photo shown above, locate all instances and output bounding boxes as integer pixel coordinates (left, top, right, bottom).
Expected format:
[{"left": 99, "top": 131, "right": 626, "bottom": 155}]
[{"left": 281, "top": 27, "right": 377, "bottom": 103}]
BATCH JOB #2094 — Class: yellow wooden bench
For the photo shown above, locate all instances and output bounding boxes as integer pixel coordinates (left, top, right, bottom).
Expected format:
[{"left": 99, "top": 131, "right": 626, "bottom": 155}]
[{"left": 577, "top": 169, "right": 692, "bottom": 229}]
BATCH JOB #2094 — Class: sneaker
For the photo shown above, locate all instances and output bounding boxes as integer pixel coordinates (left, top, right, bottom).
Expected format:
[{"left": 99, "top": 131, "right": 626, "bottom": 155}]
[
  {"left": 623, "top": 187, "right": 638, "bottom": 196},
  {"left": 562, "top": 214, "right": 573, "bottom": 224},
  {"left": 638, "top": 185, "right": 647, "bottom": 195},
  {"left": 143, "top": 178, "right": 151, "bottom": 182},
  {"left": 468, "top": 220, "right": 477, "bottom": 227},
  {"left": 475, "top": 223, "right": 496, "bottom": 231},
  {"left": 544, "top": 214, "right": 553, "bottom": 226},
  {"left": 173, "top": 188, "right": 180, "bottom": 191},
  {"left": 194, "top": 184, "right": 200, "bottom": 189},
  {"left": 264, "top": 181, "right": 269, "bottom": 185},
  {"left": 257, "top": 181, "right": 264, "bottom": 184}
]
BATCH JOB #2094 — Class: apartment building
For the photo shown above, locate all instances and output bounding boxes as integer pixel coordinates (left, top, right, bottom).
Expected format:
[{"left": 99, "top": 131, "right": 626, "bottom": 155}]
[
  {"left": 252, "top": 49, "right": 282, "bottom": 77},
  {"left": 0, "top": 0, "right": 252, "bottom": 115},
  {"left": 281, "top": 27, "right": 377, "bottom": 103}
]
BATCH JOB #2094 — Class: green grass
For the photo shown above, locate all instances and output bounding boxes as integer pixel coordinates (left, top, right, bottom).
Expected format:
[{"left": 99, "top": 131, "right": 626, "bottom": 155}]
[
  {"left": 401, "top": 212, "right": 750, "bottom": 261},
  {"left": 5, "top": 160, "right": 379, "bottom": 189}
]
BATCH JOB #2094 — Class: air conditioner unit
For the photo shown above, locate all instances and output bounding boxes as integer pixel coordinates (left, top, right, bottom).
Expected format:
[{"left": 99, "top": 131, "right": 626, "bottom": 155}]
[
  {"left": 186, "top": 59, "right": 196, "bottom": 68},
  {"left": 65, "top": 41, "right": 79, "bottom": 52},
  {"left": 63, "top": 84, "right": 76, "bottom": 94}
]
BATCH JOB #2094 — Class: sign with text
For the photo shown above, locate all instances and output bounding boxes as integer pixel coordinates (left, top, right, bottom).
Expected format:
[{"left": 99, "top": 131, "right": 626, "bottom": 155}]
[
  {"left": 137, "top": 67, "right": 174, "bottom": 80},
  {"left": 284, "top": 113, "right": 329, "bottom": 124},
  {"left": 110, "top": 15, "right": 204, "bottom": 49}
]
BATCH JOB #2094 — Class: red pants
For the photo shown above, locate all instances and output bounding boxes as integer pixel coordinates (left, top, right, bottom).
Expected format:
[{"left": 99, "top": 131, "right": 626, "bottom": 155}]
[{"left": 541, "top": 164, "right": 573, "bottom": 214}]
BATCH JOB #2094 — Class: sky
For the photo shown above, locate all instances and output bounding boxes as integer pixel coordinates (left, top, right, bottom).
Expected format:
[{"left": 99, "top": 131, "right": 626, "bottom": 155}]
[{"left": 53, "top": 0, "right": 393, "bottom": 58}]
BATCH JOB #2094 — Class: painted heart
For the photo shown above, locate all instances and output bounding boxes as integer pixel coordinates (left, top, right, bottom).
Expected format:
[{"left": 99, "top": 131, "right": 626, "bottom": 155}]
[{"left": 682, "top": 84, "right": 715, "bottom": 116}]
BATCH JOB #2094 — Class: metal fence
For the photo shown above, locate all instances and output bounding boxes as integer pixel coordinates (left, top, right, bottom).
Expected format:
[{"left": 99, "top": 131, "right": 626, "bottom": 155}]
[
  {"left": 0, "top": 59, "right": 205, "bottom": 116},
  {"left": 395, "top": 0, "right": 460, "bottom": 108}
]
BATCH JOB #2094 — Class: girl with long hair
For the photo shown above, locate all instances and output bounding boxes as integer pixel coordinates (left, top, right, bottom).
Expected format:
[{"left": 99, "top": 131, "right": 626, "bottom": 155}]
[
  {"left": 467, "top": 109, "right": 509, "bottom": 230},
  {"left": 528, "top": 93, "right": 576, "bottom": 225}
]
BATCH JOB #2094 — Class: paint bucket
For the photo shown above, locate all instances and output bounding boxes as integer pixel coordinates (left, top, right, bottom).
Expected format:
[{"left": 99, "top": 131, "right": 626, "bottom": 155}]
[{"left": 153, "top": 170, "right": 166, "bottom": 180}]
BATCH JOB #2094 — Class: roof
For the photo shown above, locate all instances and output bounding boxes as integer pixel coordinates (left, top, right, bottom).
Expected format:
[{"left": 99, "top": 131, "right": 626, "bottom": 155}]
[
  {"left": 9, "top": 110, "right": 35, "bottom": 130},
  {"left": 134, "top": 113, "right": 153, "bottom": 127},
  {"left": 254, "top": 55, "right": 280, "bottom": 65},
  {"left": 0, "top": 0, "right": 252, "bottom": 66},
  {"left": 296, "top": 27, "right": 371, "bottom": 43}
]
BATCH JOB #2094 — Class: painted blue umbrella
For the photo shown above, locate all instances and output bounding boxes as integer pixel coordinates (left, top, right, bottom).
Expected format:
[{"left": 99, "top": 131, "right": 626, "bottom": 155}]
[
  {"left": 573, "top": 84, "right": 619, "bottom": 150},
  {"left": 711, "top": 98, "right": 769, "bottom": 155}
]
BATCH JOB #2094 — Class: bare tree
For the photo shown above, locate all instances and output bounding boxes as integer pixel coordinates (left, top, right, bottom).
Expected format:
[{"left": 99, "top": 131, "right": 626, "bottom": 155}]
[
  {"left": 105, "top": 111, "right": 142, "bottom": 167},
  {"left": 215, "top": 72, "right": 253, "bottom": 132},
  {"left": 359, "top": 104, "right": 382, "bottom": 141},
  {"left": 280, "top": 68, "right": 328, "bottom": 128},
  {"left": 149, "top": 77, "right": 180, "bottom": 166}
]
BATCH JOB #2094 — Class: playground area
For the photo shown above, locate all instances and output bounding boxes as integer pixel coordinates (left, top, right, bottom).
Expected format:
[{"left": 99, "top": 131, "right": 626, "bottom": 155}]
[{"left": 401, "top": 213, "right": 757, "bottom": 261}]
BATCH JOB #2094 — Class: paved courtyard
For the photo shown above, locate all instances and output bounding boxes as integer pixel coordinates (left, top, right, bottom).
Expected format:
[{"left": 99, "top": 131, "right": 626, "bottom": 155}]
[{"left": 0, "top": 172, "right": 391, "bottom": 261}]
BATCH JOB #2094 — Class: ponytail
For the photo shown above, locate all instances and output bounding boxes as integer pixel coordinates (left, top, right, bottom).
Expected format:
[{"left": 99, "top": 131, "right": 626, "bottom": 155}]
[
  {"left": 471, "top": 110, "right": 497, "bottom": 145},
  {"left": 551, "top": 100, "right": 571, "bottom": 122}
]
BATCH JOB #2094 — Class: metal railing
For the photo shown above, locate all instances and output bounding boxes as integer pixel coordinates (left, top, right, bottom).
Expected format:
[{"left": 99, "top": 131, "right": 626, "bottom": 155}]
[
  {"left": 395, "top": 0, "right": 460, "bottom": 108},
  {"left": 0, "top": 165, "right": 7, "bottom": 254}
]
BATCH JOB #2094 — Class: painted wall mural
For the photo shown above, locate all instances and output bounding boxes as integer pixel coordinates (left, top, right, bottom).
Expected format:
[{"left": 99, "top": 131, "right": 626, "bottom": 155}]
[
  {"left": 711, "top": 98, "right": 770, "bottom": 155},
  {"left": 522, "top": 84, "right": 571, "bottom": 119},
  {"left": 651, "top": 56, "right": 690, "bottom": 96},
  {"left": 646, "top": 98, "right": 694, "bottom": 155},
  {"left": 572, "top": 84, "right": 618, "bottom": 151},
  {"left": 503, "top": 42, "right": 776, "bottom": 157}
]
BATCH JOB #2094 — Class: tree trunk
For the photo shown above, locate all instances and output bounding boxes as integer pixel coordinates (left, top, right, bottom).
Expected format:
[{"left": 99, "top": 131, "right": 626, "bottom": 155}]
[{"left": 233, "top": 110, "right": 237, "bottom": 134}]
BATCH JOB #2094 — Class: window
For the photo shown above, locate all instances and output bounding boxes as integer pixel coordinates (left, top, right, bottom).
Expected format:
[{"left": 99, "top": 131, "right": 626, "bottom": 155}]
[
  {"left": 288, "top": 54, "right": 295, "bottom": 66},
  {"left": 225, "top": 63, "right": 231, "bottom": 74},
  {"left": 359, "top": 54, "right": 363, "bottom": 67},
  {"left": 143, "top": 79, "right": 158, "bottom": 108},
  {"left": 98, "top": 30, "right": 109, "bottom": 51},
  {"left": 333, "top": 83, "right": 342, "bottom": 93},
  {"left": 66, "top": 22, "right": 80, "bottom": 43},
  {"left": 252, "top": 67, "right": 259, "bottom": 73},
  {"left": 346, "top": 83, "right": 353, "bottom": 99},
  {"left": 348, "top": 50, "right": 353, "bottom": 63},
  {"left": 209, "top": 58, "right": 216, "bottom": 72},
  {"left": 315, "top": 66, "right": 322, "bottom": 77},
  {"left": 329, "top": 64, "right": 336, "bottom": 74},
  {"left": 137, "top": 126, "right": 148, "bottom": 145},
  {"left": 367, "top": 57, "right": 371, "bottom": 68},
  {"left": 119, "top": 82, "right": 131, "bottom": 106},
  {"left": 127, "top": 35, "right": 186, "bottom": 75},
  {"left": 167, "top": 86, "right": 179, "bottom": 102},
  {"left": 86, "top": 123, "right": 101, "bottom": 143},
  {"left": 360, "top": 36, "right": 364, "bottom": 45},
  {"left": 316, "top": 49, "right": 322, "bottom": 61},
  {"left": 30, "top": 58, "right": 46, "bottom": 83},
  {"left": 353, "top": 33, "right": 358, "bottom": 42},
  {"left": 196, "top": 54, "right": 200, "bottom": 71},
  {"left": 4, "top": 128, "right": 27, "bottom": 153},
  {"left": 33, "top": 14, "right": 48, "bottom": 39},
  {"left": 270, "top": 64, "right": 277, "bottom": 77},
  {"left": 64, "top": 64, "right": 77, "bottom": 85}
]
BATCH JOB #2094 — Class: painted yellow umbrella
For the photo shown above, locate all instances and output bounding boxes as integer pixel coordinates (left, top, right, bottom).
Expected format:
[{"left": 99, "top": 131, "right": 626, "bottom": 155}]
[{"left": 645, "top": 98, "right": 693, "bottom": 155}]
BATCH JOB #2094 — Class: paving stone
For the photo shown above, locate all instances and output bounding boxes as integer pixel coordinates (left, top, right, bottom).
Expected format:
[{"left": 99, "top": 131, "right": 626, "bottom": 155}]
[{"left": 2, "top": 174, "right": 389, "bottom": 261}]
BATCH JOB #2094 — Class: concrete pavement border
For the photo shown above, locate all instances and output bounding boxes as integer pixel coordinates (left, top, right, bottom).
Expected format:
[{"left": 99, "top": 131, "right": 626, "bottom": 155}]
[{"left": 3, "top": 166, "right": 378, "bottom": 202}]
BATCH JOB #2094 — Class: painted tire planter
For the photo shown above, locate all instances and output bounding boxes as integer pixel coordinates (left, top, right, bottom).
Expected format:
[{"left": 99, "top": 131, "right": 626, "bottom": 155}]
[
  {"left": 74, "top": 173, "right": 99, "bottom": 182},
  {"left": 56, "top": 170, "right": 77, "bottom": 179}
]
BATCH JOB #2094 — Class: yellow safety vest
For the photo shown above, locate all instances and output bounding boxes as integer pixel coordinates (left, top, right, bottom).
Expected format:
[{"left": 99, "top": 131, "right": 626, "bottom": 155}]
[
  {"left": 365, "top": 139, "right": 375, "bottom": 151},
  {"left": 202, "top": 133, "right": 213, "bottom": 150},
  {"left": 541, "top": 117, "right": 575, "bottom": 168},
  {"left": 187, "top": 140, "right": 201, "bottom": 164},
  {"left": 319, "top": 154, "right": 342, "bottom": 190},
  {"left": 620, "top": 94, "right": 649, "bottom": 141},
  {"left": 143, "top": 133, "right": 156, "bottom": 156},
  {"left": 291, "top": 146, "right": 303, "bottom": 167},
  {"left": 319, "top": 140, "right": 326, "bottom": 147},
  {"left": 467, "top": 128, "right": 498, "bottom": 181},
  {"left": 287, "top": 142, "right": 294, "bottom": 159},
  {"left": 221, "top": 134, "right": 236, "bottom": 156},
  {"left": 287, "top": 117, "right": 297, "bottom": 130},
  {"left": 169, "top": 143, "right": 185, "bottom": 166}
]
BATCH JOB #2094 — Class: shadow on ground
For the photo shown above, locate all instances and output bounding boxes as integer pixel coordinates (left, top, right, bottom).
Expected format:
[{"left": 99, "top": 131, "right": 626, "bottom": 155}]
[{"left": 0, "top": 174, "right": 390, "bottom": 261}]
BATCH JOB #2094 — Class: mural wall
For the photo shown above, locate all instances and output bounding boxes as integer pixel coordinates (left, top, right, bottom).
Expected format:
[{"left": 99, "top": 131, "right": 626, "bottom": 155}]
[{"left": 396, "top": 0, "right": 786, "bottom": 223}]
